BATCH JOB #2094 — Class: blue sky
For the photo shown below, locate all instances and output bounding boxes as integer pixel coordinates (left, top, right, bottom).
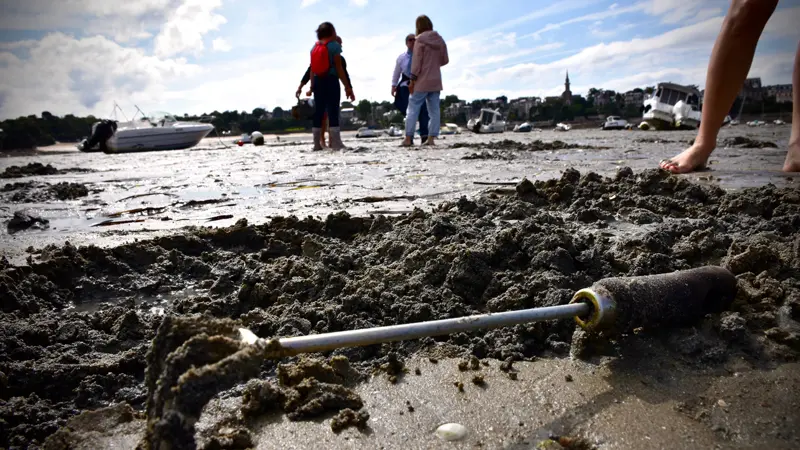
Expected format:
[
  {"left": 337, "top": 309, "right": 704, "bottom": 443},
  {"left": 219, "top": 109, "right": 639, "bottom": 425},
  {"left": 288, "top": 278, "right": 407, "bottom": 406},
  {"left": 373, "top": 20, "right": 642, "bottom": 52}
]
[{"left": 0, "top": 0, "right": 797, "bottom": 120}]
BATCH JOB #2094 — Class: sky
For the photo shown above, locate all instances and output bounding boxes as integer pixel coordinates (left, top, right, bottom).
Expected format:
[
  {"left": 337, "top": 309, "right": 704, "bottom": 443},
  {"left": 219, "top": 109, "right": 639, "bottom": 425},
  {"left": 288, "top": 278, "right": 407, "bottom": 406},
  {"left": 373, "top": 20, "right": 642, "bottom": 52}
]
[{"left": 0, "top": 0, "right": 797, "bottom": 120}]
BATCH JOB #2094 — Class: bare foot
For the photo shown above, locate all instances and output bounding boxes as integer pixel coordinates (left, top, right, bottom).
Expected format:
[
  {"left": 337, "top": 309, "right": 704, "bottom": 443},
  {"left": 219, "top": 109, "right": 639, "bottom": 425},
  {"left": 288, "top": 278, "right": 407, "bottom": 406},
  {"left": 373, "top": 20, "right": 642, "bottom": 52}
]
[
  {"left": 659, "top": 142, "right": 716, "bottom": 174},
  {"left": 400, "top": 137, "right": 413, "bottom": 147},
  {"left": 783, "top": 141, "right": 800, "bottom": 172}
]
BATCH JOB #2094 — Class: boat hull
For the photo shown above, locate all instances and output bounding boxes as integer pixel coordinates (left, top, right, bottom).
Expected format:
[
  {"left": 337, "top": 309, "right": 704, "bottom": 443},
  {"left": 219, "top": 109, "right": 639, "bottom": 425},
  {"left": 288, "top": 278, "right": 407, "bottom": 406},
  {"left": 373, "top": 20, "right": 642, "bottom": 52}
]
[{"left": 105, "top": 126, "right": 213, "bottom": 153}]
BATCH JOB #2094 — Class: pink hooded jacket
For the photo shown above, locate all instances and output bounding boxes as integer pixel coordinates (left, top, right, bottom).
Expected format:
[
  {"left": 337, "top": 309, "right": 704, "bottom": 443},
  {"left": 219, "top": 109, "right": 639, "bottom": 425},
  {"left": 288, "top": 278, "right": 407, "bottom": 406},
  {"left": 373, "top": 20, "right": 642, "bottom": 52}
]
[{"left": 410, "top": 30, "right": 449, "bottom": 93}]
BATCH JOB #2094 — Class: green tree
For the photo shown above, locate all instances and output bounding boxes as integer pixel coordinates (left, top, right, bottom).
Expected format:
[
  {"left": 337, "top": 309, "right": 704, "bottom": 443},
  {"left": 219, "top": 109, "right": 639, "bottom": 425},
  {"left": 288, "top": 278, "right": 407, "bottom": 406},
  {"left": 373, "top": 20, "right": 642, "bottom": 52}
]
[
  {"left": 356, "top": 99, "right": 372, "bottom": 120},
  {"left": 272, "top": 107, "right": 284, "bottom": 119},
  {"left": 252, "top": 107, "right": 266, "bottom": 118}
]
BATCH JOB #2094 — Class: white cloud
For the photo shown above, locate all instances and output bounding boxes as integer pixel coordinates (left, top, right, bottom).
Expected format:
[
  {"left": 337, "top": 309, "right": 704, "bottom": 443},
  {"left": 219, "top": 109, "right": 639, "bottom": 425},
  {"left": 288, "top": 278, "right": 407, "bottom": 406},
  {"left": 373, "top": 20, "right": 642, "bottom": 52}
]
[
  {"left": 0, "top": 40, "right": 38, "bottom": 51},
  {"left": 301, "top": 0, "right": 321, "bottom": 7},
  {"left": 764, "top": 6, "right": 800, "bottom": 39},
  {"left": 0, "top": 33, "right": 199, "bottom": 119},
  {"left": 154, "top": 0, "right": 227, "bottom": 57},
  {"left": 525, "top": 2, "right": 647, "bottom": 40},
  {"left": 212, "top": 38, "right": 232, "bottom": 52},
  {"left": 350, "top": 0, "right": 369, "bottom": 6}
]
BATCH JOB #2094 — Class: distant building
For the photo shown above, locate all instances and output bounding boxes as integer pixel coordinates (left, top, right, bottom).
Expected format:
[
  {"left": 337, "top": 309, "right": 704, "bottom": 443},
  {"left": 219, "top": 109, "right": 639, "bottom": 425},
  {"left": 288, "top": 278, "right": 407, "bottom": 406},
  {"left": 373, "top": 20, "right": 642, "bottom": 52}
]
[
  {"left": 340, "top": 108, "right": 355, "bottom": 120},
  {"left": 624, "top": 90, "right": 644, "bottom": 107},
  {"left": 562, "top": 71, "right": 572, "bottom": 106},
  {"left": 593, "top": 91, "right": 612, "bottom": 106},
  {"left": 765, "top": 84, "right": 793, "bottom": 103},
  {"left": 740, "top": 77, "right": 763, "bottom": 101},
  {"left": 509, "top": 97, "right": 539, "bottom": 119},
  {"left": 445, "top": 101, "right": 469, "bottom": 119}
]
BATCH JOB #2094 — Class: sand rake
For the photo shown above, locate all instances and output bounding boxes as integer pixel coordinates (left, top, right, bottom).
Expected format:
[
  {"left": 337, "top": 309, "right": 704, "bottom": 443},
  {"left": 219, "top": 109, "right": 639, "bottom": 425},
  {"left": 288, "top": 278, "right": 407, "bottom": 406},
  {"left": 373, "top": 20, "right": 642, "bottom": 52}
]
[
  {"left": 139, "top": 266, "right": 738, "bottom": 450},
  {"left": 238, "top": 266, "right": 738, "bottom": 355}
]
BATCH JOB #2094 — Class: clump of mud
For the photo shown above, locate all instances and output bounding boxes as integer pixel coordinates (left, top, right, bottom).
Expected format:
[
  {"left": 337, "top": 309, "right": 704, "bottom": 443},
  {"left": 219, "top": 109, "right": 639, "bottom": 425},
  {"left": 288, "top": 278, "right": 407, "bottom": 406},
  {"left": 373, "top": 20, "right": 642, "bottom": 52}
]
[
  {"left": 2, "top": 181, "right": 90, "bottom": 202},
  {"left": 2, "top": 167, "right": 800, "bottom": 447},
  {"left": 7, "top": 210, "right": 50, "bottom": 233},
  {"left": 461, "top": 151, "right": 515, "bottom": 160},
  {"left": 453, "top": 139, "right": 608, "bottom": 151},
  {"left": 721, "top": 136, "right": 778, "bottom": 148},
  {"left": 0, "top": 163, "right": 93, "bottom": 179}
]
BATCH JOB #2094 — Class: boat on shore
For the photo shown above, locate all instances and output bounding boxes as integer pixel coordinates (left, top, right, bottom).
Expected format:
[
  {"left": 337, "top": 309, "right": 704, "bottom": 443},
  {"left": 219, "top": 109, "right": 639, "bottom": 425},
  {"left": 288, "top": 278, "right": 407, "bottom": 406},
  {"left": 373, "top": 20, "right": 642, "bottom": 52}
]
[
  {"left": 440, "top": 123, "right": 462, "bottom": 135},
  {"left": 513, "top": 122, "right": 532, "bottom": 132},
  {"left": 78, "top": 110, "right": 214, "bottom": 153},
  {"left": 601, "top": 116, "right": 628, "bottom": 130},
  {"left": 554, "top": 122, "right": 571, "bottom": 132},
  {"left": 639, "top": 82, "right": 701, "bottom": 130},
  {"left": 467, "top": 109, "right": 506, "bottom": 133},
  {"left": 356, "top": 127, "right": 379, "bottom": 138}
]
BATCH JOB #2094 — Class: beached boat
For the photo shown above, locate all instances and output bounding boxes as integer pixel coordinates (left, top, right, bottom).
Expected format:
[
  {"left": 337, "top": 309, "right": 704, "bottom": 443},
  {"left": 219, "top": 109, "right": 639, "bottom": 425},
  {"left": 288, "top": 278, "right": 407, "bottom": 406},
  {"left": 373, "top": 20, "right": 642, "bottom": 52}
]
[
  {"left": 640, "top": 82, "right": 701, "bottom": 130},
  {"left": 601, "top": 116, "right": 628, "bottom": 130},
  {"left": 78, "top": 111, "right": 213, "bottom": 153},
  {"left": 513, "top": 122, "right": 533, "bottom": 133},
  {"left": 440, "top": 123, "right": 462, "bottom": 135},
  {"left": 385, "top": 125, "right": 403, "bottom": 137},
  {"left": 356, "top": 127, "right": 379, "bottom": 138},
  {"left": 467, "top": 109, "right": 506, "bottom": 133},
  {"left": 554, "top": 122, "right": 571, "bottom": 132}
]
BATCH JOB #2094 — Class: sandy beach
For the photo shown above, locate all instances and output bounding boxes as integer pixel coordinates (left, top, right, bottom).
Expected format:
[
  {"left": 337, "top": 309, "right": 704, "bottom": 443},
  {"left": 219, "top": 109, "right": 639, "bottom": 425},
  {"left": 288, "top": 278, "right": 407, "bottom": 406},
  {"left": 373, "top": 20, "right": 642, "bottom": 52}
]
[{"left": 1, "top": 126, "right": 799, "bottom": 449}]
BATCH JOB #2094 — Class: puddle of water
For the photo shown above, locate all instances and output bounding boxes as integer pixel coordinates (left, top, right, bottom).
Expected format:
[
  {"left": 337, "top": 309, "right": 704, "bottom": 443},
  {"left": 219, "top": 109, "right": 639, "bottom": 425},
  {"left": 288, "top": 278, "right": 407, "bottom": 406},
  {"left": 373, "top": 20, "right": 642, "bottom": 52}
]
[{"left": 67, "top": 286, "right": 206, "bottom": 313}]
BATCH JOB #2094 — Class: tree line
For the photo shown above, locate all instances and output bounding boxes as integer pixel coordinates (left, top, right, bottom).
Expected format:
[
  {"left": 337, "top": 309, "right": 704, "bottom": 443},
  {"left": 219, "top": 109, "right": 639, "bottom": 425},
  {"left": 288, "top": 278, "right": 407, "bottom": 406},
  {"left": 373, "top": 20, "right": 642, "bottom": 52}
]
[{"left": 0, "top": 88, "right": 792, "bottom": 150}]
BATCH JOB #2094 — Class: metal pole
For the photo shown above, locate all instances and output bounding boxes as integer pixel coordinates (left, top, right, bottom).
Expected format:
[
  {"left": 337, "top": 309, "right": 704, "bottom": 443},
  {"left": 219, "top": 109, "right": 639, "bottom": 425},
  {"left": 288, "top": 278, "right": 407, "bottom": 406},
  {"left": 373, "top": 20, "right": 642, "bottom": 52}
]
[{"left": 247, "top": 302, "right": 591, "bottom": 356}]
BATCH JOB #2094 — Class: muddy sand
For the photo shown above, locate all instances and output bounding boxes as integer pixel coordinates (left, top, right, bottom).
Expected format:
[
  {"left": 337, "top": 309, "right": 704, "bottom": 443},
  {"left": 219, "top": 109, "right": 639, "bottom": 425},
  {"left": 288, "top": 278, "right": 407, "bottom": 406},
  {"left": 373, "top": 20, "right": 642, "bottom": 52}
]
[{"left": 1, "top": 128, "right": 799, "bottom": 449}]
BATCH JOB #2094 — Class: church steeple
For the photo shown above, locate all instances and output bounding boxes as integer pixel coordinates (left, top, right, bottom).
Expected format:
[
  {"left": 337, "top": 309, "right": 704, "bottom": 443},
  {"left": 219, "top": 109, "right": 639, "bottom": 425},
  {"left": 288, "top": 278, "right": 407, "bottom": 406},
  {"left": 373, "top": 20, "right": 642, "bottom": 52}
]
[{"left": 562, "top": 70, "right": 572, "bottom": 105}]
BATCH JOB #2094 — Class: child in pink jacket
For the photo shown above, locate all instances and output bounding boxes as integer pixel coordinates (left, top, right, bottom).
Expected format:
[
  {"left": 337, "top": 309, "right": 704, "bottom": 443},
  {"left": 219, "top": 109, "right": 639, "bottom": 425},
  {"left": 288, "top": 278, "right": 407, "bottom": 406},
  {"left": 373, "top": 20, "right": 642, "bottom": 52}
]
[{"left": 402, "top": 15, "right": 449, "bottom": 147}]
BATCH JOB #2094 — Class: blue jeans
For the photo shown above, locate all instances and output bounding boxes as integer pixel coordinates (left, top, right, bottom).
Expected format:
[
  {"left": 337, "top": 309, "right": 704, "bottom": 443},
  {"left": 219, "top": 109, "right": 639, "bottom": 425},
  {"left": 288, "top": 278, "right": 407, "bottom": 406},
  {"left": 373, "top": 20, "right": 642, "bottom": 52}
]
[
  {"left": 395, "top": 85, "right": 429, "bottom": 138},
  {"left": 406, "top": 91, "right": 440, "bottom": 138}
]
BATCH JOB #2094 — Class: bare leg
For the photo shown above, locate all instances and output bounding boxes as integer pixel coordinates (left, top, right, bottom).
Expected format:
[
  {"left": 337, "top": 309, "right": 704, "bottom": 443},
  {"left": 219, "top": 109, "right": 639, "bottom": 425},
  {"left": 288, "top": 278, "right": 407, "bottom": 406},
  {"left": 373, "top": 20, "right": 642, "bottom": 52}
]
[
  {"left": 321, "top": 117, "right": 329, "bottom": 148},
  {"left": 660, "top": 0, "right": 778, "bottom": 173},
  {"left": 784, "top": 41, "right": 800, "bottom": 172}
]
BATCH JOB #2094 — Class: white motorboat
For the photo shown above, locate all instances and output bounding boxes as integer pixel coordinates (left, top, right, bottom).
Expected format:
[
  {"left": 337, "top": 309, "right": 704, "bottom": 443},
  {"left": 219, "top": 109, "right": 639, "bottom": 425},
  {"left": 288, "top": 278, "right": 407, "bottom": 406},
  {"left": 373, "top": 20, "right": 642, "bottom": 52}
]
[
  {"left": 774, "top": 119, "right": 786, "bottom": 125},
  {"left": 356, "top": 127, "right": 379, "bottom": 138},
  {"left": 440, "top": 123, "right": 462, "bottom": 135},
  {"left": 513, "top": 122, "right": 533, "bottom": 132},
  {"left": 601, "top": 116, "right": 628, "bottom": 130},
  {"left": 673, "top": 100, "right": 701, "bottom": 129},
  {"left": 385, "top": 125, "right": 403, "bottom": 137},
  {"left": 467, "top": 109, "right": 506, "bottom": 133},
  {"left": 78, "top": 111, "right": 214, "bottom": 153},
  {"left": 235, "top": 131, "right": 264, "bottom": 146},
  {"left": 747, "top": 120, "right": 766, "bottom": 127},
  {"left": 554, "top": 122, "right": 571, "bottom": 132},
  {"left": 640, "top": 82, "right": 702, "bottom": 130}
]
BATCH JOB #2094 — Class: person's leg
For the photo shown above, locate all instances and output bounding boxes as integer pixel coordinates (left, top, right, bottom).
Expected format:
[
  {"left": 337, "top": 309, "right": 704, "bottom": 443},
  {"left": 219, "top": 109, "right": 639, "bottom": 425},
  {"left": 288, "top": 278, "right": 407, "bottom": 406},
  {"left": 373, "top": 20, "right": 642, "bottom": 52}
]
[
  {"left": 784, "top": 41, "right": 800, "bottom": 172},
  {"left": 327, "top": 77, "right": 346, "bottom": 149},
  {"left": 403, "top": 92, "right": 425, "bottom": 146},
  {"left": 422, "top": 91, "right": 441, "bottom": 145},
  {"left": 396, "top": 86, "right": 410, "bottom": 117},
  {"left": 660, "top": 0, "right": 778, "bottom": 173},
  {"left": 321, "top": 113, "right": 329, "bottom": 148},
  {"left": 312, "top": 76, "right": 325, "bottom": 151},
  {"left": 419, "top": 100, "right": 430, "bottom": 143}
]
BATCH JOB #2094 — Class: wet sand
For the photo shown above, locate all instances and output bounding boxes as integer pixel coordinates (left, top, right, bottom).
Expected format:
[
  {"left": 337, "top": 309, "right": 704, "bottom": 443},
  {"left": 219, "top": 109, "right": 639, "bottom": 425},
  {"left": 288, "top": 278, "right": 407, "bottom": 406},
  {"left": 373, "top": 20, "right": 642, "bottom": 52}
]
[{"left": 1, "top": 126, "right": 799, "bottom": 449}]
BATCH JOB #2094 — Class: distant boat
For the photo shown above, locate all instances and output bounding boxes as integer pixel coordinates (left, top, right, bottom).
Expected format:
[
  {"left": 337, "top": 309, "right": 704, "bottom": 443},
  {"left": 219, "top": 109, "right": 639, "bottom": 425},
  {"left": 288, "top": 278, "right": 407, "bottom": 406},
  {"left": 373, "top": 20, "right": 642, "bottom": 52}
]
[
  {"left": 554, "top": 122, "right": 571, "bottom": 132},
  {"left": 78, "top": 111, "right": 213, "bottom": 153},
  {"left": 385, "top": 125, "right": 403, "bottom": 137},
  {"left": 601, "top": 116, "right": 628, "bottom": 130},
  {"left": 440, "top": 123, "right": 462, "bottom": 135},
  {"left": 513, "top": 122, "right": 532, "bottom": 132},
  {"left": 356, "top": 127, "right": 379, "bottom": 138},
  {"left": 467, "top": 109, "right": 506, "bottom": 133}
]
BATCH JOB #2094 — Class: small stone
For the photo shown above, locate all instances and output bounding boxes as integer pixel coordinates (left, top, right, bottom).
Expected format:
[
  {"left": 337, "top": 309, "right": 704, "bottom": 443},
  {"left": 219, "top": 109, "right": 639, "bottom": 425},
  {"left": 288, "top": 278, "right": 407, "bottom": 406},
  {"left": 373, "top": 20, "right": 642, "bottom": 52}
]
[
  {"left": 565, "top": 374, "right": 573, "bottom": 382},
  {"left": 435, "top": 423, "right": 468, "bottom": 441}
]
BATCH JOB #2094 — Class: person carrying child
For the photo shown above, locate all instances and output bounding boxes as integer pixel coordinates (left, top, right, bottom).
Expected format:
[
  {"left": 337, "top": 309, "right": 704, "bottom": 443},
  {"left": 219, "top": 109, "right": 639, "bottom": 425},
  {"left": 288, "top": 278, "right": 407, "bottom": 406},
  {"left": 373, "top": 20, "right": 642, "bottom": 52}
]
[{"left": 308, "top": 22, "right": 355, "bottom": 150}]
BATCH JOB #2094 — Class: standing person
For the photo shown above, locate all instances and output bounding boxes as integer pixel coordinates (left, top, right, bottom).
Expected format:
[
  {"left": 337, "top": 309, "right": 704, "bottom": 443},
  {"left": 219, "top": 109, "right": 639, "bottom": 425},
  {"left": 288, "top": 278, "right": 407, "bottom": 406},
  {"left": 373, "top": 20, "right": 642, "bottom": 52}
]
[
  {"left": 402, "top": 15, "right": 448, "bottom": 147},
  {"left": 297, "top": 35, "right": 354, "bottom": 149},
  {"left": 659, "top": 0, "right": 798, "bottom": 173},
  {"left": 307, "top": 23, "right": 355, "bottom": 150},
  {"left": 392, "top": 34, "right": 429, "bottom": 144}
]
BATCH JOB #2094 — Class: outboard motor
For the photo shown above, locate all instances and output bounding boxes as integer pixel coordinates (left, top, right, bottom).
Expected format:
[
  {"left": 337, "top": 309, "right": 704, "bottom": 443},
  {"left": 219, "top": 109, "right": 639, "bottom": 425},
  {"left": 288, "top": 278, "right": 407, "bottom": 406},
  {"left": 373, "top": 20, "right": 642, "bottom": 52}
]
[
  {"left": 78, "top": 120, "right": 117, "bottom": 152},
  {"left": 471, "top": 119, "right": 482, "bottom": 134}
]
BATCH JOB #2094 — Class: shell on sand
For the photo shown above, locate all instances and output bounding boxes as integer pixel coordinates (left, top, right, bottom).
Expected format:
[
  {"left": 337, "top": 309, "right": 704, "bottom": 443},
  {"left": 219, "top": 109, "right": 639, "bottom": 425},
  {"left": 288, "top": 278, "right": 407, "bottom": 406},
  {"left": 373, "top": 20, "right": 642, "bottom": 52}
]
[{"left": 435, "top": 423, "right": 467, "bottom": 441}]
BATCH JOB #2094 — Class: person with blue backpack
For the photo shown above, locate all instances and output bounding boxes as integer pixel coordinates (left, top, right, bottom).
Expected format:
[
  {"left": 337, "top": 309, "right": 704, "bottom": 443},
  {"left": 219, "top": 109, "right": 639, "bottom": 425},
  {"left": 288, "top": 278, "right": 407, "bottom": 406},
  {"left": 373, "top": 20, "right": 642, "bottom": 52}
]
[{"left": 308, "top": 22, "right": 355, "bottom": 150}]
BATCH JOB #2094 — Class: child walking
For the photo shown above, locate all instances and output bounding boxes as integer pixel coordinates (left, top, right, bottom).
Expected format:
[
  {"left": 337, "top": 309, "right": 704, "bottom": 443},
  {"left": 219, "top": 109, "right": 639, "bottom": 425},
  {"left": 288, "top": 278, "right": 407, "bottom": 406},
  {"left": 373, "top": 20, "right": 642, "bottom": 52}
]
[
  {"left": 402, "top": 15, "right": 448, "bottom": 147},
  {"left": 309, "top": 22, "right": 355, "bottom": 150}
]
